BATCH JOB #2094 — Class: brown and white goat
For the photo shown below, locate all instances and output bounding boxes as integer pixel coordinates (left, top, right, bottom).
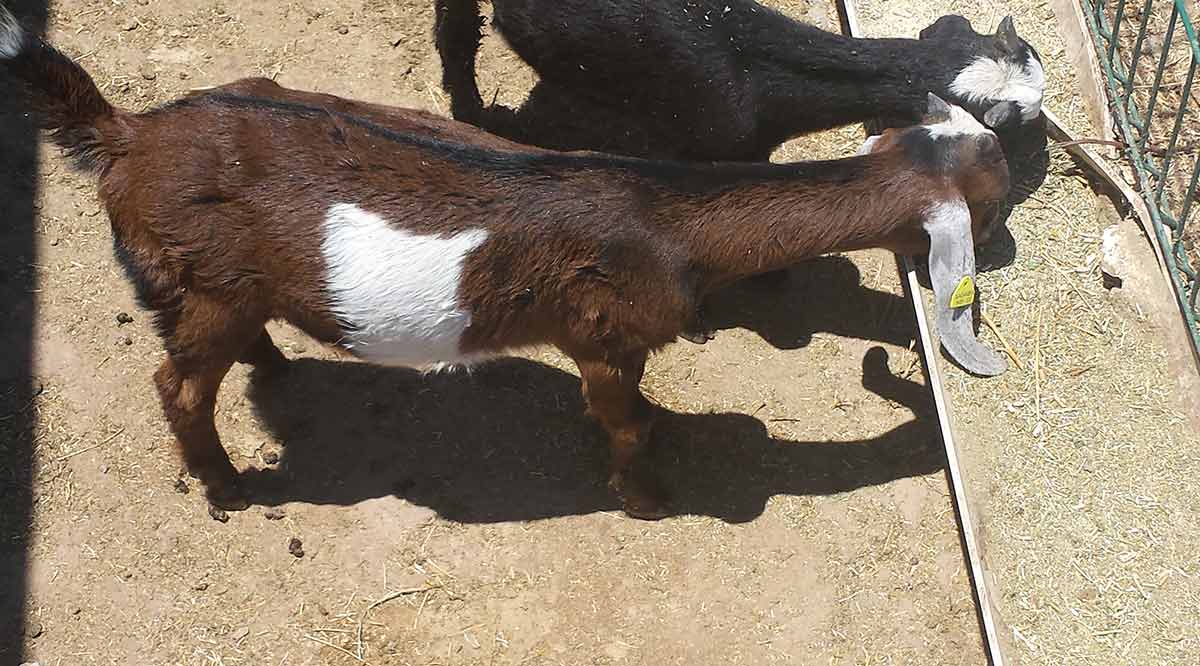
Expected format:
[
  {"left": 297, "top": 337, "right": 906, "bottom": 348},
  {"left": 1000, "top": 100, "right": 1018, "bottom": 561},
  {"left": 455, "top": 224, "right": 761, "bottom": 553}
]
[{"left": 1, "top": 8, "right": 1007, "bottom": 519}]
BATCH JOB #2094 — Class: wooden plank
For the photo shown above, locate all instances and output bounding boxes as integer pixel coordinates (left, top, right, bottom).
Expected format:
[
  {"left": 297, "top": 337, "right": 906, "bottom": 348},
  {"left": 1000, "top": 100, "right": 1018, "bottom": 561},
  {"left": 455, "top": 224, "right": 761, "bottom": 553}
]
[
  {"left": 835, "top": 2, "right": 1010, "bottom": 664},
  {"left": 1048, "top": 0, "right": 1116, "bottom": 145},
  {"left": 898, "top": 258, "right": 1008, "bottom": 666}
]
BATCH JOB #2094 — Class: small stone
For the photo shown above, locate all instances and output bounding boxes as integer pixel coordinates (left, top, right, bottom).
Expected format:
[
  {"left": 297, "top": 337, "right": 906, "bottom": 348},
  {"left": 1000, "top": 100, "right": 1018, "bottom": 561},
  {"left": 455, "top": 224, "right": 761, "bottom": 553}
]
[
  {"left": 117, "top": 335, "right": 133, "bottom": 347},
  {"left": 287, "top": 537, "right": 304, "bottom": 558},
  {"left": 100, "top": 464, "right": 110, "bottom": 474},
  {"left": 139, "top": 65, "right": 157, "bottom": 81},
  {"left": 25, "top": 622, "right": 44, "bottom": 639},
  {"left": 232, "top": 626, "right": 250, "bottom": 641},
  {"left": 121, "top": 570, "right": 134, "bottom": 580},
  {"left": 336, "top": 24, "right": 349, "bottom": 34},
  {"left": 208, "top": 505, "right": 230, "bottom": 523},
  {"left": 116, "top": 312, "right": 134, "bottom": 325},
  {"left": 263, "top": 507, "right": 286, "bottom": 521},
  {"left": 193, "top": 581, "right": 210, "bottom": 591},
  {"left": 290, "top": 343, "right": 306, "bottom": 354},
  {"left": 178, "top": 70, "right": 190, "bottom": 80},
  {"left": 69, "top": 605, "right": 81, "bottom": 616},
  {"left": 50, "top": 238, "right": 60, "bottom": 247},
  {"left": 123, "top": 18, "right": 139, "bottom": 31},
  {"left": 910, "top": 556, "right": 920, "bottom": 566},
  {"left": 262, "top": 449, "right": 280, "bottom": 465},
  {"left": 173, "top": 478, "right": 190, "bottom": 494}
]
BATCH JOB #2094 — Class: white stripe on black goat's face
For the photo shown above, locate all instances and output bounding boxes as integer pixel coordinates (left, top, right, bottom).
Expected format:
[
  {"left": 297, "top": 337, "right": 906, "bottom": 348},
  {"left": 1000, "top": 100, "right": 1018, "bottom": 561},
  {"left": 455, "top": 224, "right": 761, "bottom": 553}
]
[{"left": 920, "top": 15, "right": 1045, "bottom": 129}]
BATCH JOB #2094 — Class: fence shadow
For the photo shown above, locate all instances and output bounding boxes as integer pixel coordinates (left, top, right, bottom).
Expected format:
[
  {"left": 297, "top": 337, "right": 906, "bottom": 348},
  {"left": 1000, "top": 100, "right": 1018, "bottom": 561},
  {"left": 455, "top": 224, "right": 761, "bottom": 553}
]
[{"left": 0, "top": 1, "right": 49, "bottom": 661}]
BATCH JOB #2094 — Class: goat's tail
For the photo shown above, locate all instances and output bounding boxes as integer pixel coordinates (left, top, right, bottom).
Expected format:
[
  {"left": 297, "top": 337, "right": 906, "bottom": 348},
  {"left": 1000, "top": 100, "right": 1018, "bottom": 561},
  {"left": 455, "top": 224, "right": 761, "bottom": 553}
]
[
  {"left": 1, "top": 3, "right": 123, "bottom": 172},
  {"left": 433, "top": 0, "right": 486, "bottom": 123}
]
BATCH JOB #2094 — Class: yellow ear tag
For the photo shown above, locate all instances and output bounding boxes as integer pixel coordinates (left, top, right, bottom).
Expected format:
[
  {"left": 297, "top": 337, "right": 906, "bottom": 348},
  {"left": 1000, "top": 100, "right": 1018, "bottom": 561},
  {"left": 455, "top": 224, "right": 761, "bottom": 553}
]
[{"left": 949, "top": 276, "right": 975, "bottom": 309}]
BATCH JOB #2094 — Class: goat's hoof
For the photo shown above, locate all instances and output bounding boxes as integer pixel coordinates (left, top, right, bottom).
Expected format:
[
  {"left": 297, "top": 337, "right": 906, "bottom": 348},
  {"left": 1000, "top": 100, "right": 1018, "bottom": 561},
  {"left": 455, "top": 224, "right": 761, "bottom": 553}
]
[
  {"left": 204, "top": 479, "right": 250, "bottom": 512},
  {"left": 679, "top": 328, "right": 716, "bottom": 345},
  {"left": 621, "top": 496, "right": 672, "bottom": 521},
  {"left": 610, "top": 473, "right": 672, "bottom": 520}
]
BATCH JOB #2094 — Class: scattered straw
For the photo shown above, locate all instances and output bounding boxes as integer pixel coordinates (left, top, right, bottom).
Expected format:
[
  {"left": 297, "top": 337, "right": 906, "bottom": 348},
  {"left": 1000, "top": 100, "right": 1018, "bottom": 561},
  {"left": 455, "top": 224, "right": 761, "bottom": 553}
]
[
  {"left": 303, "top": 633, "right": 370, "bottom": 664},
  {"left": 980, "top": 310, "right": 1025, "bottom": 371},
  {"left": 355, "top": 585, "right": 438, "bottom": 661},
  {"left": 55, "top": 426, "right": 125, "bottom": 462}
]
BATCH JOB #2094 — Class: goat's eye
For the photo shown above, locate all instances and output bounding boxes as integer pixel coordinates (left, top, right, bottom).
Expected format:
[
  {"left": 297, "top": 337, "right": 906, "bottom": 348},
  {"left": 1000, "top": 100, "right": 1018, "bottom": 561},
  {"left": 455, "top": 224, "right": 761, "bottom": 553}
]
[{"left": 975, "top": 133, "right": 1000, "bottom": 157}]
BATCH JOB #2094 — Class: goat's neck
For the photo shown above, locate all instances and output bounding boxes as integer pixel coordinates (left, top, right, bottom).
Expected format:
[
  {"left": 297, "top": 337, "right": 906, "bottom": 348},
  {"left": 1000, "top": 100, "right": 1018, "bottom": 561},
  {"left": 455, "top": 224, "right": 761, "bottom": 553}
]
[
  {"left": 753, "top": 28, "right": 963, "bottom": 135},
  {"left": 666, "top": 156, "right": 934, "bottom": 286}
]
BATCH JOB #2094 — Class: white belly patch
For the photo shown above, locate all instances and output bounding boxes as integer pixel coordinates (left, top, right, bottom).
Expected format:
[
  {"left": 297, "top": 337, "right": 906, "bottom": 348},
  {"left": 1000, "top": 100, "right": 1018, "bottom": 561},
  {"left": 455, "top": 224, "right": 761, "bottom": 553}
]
[{"left": 321, "top": 203, "right": 490, "bottom": 368}]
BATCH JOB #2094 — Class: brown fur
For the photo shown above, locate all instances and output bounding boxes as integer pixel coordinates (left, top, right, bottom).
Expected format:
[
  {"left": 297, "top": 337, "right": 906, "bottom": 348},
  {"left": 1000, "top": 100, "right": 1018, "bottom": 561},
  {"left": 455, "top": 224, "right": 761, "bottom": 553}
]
[{"left": 5, "top": 42, "right": 1008, "bottom": 517}]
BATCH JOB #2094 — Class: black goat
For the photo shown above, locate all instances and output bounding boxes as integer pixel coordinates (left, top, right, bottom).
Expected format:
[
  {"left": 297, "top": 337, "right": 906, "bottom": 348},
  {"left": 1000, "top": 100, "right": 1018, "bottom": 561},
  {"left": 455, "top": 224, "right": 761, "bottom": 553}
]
[{"left": 435, "top": 0, "right": 1044, "bottom": 161}]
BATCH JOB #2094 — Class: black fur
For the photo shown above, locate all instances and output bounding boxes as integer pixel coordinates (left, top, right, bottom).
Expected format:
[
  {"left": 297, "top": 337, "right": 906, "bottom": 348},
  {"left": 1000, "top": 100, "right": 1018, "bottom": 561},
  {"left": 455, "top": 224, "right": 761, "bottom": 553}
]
[
  {"left": 161, "top": 92, "right": 882, "bottom": 192},
  {"left": 434, "top": 0, "right": 1040, "bottom": 161}
]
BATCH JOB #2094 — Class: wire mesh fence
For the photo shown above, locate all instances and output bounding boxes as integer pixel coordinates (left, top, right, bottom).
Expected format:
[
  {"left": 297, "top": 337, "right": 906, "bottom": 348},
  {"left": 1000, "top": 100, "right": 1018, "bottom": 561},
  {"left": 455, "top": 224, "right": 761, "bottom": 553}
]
[{"left": 1081, "top": 0, "right": 1200, "bottom": 353}]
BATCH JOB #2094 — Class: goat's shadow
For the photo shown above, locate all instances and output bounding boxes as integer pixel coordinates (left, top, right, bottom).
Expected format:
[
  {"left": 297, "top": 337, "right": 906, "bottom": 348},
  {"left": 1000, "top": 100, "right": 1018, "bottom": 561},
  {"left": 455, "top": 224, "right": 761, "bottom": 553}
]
[
  {"left": 243, "top": 347, "right": 940, "bottom": 524},
  {"left": 703, "top": 254, "right": 913, "bottom": 350},
  {"left": 977, "top": 116, "right": 1050, "bottom": 272}
]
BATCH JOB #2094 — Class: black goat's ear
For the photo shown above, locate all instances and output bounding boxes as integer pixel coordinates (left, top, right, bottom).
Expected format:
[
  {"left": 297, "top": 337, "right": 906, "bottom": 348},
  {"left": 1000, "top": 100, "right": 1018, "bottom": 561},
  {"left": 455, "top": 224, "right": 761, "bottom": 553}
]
[
  {"left": 919, "top": 14, "right": 972, "bottom": 40},
  {"left": 983, "top": 100, "right": 1018, "bottom": 128},
  {"left": 924, "top": 93, "right": 953, "bottom": 124},
  {"left": 996, "top": 16, "right": 1021, "bottom": 52}
]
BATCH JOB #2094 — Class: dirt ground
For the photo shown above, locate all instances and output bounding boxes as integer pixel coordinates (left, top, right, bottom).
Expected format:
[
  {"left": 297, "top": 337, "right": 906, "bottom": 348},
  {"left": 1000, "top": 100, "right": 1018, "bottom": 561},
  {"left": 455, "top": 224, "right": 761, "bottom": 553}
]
[{"left": 0, "top": 1, "right": 991, "bottom": 664}]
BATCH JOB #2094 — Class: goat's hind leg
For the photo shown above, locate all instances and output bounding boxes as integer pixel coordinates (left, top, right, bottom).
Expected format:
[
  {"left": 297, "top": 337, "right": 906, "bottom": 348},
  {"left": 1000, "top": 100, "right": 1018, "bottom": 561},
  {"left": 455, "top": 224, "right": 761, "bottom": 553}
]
[
  {"left": 238, "top": 327, "right": 289, "bottom": 377},
  {"left": 576, "top": 352, "right": 668, "bottom": 519},
  {"left": 155, "top": 354, "right": 245, "bottom": 510},
  {"left": 154, "top": 302, "right": 268, "bottom": 511}
]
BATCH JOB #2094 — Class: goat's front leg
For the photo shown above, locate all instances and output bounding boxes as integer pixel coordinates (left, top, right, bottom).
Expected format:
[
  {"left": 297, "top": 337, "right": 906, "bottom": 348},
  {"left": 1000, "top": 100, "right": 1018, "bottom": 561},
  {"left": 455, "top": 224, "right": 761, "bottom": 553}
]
[{"left": 576, "top": 352, "right": 668, "bottom": 519}]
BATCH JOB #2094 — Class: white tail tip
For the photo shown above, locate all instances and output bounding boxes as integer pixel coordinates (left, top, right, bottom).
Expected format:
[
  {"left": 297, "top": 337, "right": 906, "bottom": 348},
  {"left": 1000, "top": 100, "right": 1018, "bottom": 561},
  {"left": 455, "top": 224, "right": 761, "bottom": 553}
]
[{"left": 0, "top": 4, "right": 25, "bottom": 59}]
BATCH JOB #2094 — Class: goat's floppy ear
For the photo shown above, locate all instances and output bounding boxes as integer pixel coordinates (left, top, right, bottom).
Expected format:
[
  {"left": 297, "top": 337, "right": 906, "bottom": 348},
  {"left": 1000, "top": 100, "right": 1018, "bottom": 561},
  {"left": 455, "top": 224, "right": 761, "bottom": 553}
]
[
  {"left": 924, "top": 199, "right": 1007, "bottom": 376},
  {"left": 856, "top": 134, "right": 883, "bottom": 156},
  {"left": 996, "top": 16, "right": 1021, "bottom": 52},
  {"left": 983, "top": 100, "right": 1019, "bottom": 128},
  {"left": 924, "top": 93, "right": 953, "bottom": 124}
]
